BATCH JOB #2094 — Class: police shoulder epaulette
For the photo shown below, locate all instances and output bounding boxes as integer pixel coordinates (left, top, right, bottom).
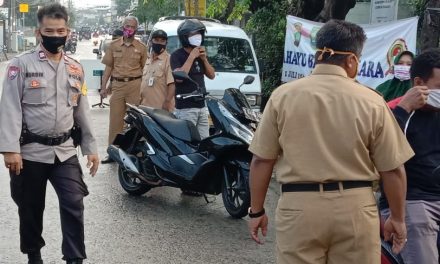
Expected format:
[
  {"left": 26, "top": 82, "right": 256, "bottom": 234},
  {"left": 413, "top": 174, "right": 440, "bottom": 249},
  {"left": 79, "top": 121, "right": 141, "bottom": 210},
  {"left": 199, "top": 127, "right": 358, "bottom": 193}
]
[
  {"left": 16, "top": 49, "right": 35, "bottom": 58},
  {"left": 64, "top": 54, "right": 80, "bottom": 64}
]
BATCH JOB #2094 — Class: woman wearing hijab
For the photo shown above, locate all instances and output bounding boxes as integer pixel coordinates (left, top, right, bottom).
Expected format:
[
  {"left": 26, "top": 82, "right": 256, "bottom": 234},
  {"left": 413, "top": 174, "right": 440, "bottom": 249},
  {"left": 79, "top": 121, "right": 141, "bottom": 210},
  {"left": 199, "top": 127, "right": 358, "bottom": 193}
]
[{"left": 377, "top": 51, "right": 414, "bottom": 102}]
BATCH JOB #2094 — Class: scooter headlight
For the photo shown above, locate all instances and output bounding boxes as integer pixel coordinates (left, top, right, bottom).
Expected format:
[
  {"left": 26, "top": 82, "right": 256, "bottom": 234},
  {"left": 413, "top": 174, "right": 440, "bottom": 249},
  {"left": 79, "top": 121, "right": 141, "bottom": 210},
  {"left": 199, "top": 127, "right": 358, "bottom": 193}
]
[{"left": 218, "top": 103, "right": 254, "bottom": 144}]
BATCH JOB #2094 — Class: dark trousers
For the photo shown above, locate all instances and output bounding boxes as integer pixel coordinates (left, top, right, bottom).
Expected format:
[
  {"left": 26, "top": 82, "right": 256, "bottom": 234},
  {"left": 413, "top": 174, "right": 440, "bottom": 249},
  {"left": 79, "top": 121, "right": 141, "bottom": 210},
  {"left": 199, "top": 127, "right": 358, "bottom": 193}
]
[{"left": 9, "top": 155, "right": 89, "bottom": 260}]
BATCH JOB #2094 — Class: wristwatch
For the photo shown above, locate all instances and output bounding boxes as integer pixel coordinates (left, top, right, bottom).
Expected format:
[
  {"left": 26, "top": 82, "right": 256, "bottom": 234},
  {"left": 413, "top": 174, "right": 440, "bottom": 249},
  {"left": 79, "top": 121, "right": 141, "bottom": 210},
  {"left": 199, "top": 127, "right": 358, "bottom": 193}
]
[{"left": 248, "top": 207, "right": 265, "bottom": 218}]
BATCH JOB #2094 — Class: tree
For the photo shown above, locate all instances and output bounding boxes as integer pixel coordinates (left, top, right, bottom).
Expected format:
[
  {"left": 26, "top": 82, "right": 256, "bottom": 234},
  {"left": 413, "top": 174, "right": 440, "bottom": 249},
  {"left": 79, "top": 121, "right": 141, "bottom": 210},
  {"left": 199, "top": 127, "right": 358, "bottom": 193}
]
[
  {"left": 67, "top": 0, "right": 76, "bottom": 28},
  {"left": 208, "top": 0, "right": 356, "bottom": 23},
  {"left": 135, "top": 0, "right": 179, "bottom": 26},
  {"left": 116, "top": 0, "right": 132, "bottom": 16},
  {"left": 207, "top": 0, "right": 356, "bottom": 103},
  {"left": 419, "top": 0, "right": 440, "bottom": 51}
]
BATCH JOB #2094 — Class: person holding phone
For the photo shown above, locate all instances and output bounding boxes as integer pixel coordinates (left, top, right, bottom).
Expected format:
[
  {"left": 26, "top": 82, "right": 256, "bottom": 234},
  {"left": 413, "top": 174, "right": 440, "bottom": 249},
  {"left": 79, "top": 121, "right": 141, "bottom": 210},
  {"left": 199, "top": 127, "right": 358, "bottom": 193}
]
[{"left": 170, "top": 19, "right": 215, "bottom": 140}]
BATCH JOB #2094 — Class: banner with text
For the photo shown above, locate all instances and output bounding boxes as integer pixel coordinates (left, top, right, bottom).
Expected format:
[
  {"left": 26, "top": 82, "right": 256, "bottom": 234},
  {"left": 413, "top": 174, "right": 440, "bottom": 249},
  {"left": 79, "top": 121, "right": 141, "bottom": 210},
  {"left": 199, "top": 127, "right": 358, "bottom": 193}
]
[
  {"left": 370, "top": 0, "right": 399, "bottom": 24},
  {"left": 282, "top": 16, "right": 418, "bottom": 89}
]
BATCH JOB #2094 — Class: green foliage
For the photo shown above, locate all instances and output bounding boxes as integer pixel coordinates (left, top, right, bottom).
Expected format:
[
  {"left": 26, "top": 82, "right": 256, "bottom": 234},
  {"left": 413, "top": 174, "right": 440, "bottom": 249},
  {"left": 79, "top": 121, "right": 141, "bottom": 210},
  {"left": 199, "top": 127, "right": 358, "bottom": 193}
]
[
  {"left": 408, "top": 0, "right": 426, "bottom": 16},
  {"left": 207, "top": 0, "right": 251, "bottom": 21},
  {"left": 116, "top": 0, "right": 132, "bottom": 16},
  {"left": 246, "top": 1, "right": 292, "bottom": 96},
  {"left": 136, "top": 0, "right": 179, "bottom": 25}
]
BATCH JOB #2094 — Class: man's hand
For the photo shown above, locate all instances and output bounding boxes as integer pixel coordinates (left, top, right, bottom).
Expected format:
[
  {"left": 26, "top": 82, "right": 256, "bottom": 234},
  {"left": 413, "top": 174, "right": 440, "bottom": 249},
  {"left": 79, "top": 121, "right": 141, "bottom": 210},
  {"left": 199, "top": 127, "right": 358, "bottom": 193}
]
[
  {"left": 189, "top": 47, "right": 201, "bottom": 60},
  {"left": 398, "top": 86, "right": 429, "bottom": 113},
  {"left": 3, "top": 152, "right": 23, "bottom": 175},
  {"left": 99, "top": 87, "right": 111, "bottom": 98},
  {"left": 248, "top": 214, "right": 268, "bottom": 244},
  {"left": 162, "top": 100, "right": 173, "bottom": 112},
  {"left": 198, "top": 46, "right": 207, "bottom": 60},
  {"left": 86, "top": 154, "right": 99, "bottom": 177},
  {"left": 383, "top": 216, "right": 407, "bottom": 254}
]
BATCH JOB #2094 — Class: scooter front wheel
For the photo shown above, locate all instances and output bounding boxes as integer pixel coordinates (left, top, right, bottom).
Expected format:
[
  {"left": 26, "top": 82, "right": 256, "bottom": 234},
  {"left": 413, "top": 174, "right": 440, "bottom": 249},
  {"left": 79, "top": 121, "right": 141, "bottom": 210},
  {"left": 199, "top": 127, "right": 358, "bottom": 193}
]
[
  {"left": 221, "top": 162, "right": 250, "bottom": 218},
  {"left": 118, "top": 166, "right": 151, "bottom": 196}
]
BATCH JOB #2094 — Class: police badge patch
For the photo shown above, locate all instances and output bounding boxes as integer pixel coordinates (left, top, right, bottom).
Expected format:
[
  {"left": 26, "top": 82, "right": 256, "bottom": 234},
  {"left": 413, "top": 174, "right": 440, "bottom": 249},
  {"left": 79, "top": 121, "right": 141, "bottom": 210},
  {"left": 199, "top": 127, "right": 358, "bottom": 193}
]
[{"left": 8, "top": 66, "right": 20, "bottom": 80}]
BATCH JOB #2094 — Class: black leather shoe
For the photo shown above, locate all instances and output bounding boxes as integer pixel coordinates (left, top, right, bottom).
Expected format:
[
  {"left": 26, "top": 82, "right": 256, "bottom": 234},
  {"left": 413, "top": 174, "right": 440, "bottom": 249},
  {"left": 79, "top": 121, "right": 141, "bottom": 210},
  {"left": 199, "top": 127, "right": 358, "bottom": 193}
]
[
  {"left": 101, "top": 156, "right": 115, "bottom": 164},
  {"left": 66, "top": 259, "right": 83, "bottom": 264}
]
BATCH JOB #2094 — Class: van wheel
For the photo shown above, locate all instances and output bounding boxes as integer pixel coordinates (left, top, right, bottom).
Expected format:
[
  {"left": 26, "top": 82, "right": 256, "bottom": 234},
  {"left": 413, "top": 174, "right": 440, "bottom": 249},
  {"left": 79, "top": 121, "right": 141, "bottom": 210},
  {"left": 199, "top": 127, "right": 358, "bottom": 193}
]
[{"left": 118, "top": 166, "right": 151, "bottom": 196}]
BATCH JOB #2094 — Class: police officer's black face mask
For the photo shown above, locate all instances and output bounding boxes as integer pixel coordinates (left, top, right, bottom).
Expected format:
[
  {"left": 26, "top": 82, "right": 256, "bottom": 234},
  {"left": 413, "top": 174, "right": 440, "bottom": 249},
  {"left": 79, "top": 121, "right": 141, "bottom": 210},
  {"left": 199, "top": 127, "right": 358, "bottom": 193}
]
[
  {"left": 40, "top": 34, "right": 67, "bottom": 54},
  {"left": 151, "top": 43, "right": 166, "bottom": 54}
]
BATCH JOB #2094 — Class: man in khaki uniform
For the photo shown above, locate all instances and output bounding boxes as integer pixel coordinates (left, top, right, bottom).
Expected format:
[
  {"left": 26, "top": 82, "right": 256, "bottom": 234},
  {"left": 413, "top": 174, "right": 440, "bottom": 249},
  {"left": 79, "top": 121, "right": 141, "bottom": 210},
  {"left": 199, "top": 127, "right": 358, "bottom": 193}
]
[
  {"left": 100, "top": 16, "right": 147, "bottom": 163},
  {"left": 247, "top": 20, "right": 414, "bottom": 264},
  {"left": 0, "top": 4, "right": 99, "bottom": 264},
  {"left": 140, "top": 29, "right": 175, "bottom": 112}
]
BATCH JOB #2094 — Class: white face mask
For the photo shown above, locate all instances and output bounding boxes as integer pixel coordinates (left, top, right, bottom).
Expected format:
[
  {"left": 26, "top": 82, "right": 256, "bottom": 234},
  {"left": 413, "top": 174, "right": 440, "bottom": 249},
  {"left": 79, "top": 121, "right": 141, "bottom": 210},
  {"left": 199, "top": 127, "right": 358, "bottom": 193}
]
[
  {"left": 427, "top": 89, "right": 440, "bottom": 109},
  {"left": 394, "top": 65, "right": 411, "bottom": 81},
  {"left": 188, "top": 34, "right": 202, "bottom": 47}
]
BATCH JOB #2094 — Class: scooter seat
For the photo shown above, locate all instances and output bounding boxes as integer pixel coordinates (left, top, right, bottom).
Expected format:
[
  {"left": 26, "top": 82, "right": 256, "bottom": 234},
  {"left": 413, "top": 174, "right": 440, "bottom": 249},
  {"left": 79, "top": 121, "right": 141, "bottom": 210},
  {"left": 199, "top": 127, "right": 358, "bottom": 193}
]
[{"left": 139, "top": 106, "right": 201, "bottom": 143}]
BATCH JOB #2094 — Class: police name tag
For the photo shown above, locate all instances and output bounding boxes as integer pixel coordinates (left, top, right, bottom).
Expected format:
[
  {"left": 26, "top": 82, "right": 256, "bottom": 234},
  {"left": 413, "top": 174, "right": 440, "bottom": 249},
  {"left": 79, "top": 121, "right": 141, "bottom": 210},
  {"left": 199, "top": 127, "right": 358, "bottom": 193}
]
[{"left": 148, "top": 77, "right": 154, "bottom": 87}]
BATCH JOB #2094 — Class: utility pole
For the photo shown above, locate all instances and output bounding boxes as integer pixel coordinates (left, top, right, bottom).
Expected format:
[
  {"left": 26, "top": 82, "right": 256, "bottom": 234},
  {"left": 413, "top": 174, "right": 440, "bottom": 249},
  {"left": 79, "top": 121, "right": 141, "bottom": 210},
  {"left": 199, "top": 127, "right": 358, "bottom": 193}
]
[
  {"left": 11, "top": 0, "right": 15, "bottom": 31},
  {"left": 7, "top": 0, "right": 11, "bottom": 51}
]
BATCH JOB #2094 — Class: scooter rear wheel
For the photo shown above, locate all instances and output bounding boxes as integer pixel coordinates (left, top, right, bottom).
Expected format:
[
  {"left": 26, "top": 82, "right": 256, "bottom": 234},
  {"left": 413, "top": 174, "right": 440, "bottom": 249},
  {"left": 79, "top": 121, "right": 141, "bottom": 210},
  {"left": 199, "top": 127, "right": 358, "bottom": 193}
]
[
  {"left": 118, "top": 166, "right": 151, "bottom": 196},
  {"left": 221, "top": 162, "right": 250, "bottom": 218}
]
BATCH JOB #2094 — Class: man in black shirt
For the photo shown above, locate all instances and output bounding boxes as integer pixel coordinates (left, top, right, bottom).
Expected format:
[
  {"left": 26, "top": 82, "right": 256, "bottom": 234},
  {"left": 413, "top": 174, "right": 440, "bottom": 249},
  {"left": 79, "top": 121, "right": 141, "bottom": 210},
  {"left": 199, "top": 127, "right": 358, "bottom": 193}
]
[
  {"left": 170, "top": 19, "right": 215, "bottom": 139},
  {"left": 380, "top": 49, "right": 440, "bottom": 264}
]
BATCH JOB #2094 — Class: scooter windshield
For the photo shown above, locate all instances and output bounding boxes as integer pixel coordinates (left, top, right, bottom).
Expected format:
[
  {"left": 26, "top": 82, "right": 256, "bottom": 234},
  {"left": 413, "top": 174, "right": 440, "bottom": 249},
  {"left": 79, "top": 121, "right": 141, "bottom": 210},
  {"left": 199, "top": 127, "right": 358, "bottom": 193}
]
[{"left": 222, "top": 88, "right": 251, "bottom": 116}]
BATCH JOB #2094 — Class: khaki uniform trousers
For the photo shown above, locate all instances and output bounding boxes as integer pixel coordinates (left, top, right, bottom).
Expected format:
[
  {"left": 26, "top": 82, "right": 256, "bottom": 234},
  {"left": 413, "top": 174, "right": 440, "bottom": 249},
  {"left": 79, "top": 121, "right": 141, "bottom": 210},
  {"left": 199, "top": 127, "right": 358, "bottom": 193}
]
[
  {"left": 108, "top": 79, "right": 141, "bottom": 144},
  {"left": 276, "top": 186, "right": 379, "bottom": 264}
]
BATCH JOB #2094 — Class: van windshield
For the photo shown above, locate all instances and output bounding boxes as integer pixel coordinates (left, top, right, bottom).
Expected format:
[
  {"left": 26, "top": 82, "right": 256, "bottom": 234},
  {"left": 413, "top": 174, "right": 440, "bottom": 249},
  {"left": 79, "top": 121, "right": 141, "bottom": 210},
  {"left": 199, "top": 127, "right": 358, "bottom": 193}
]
[{"left": 167, "top": 36, "right": 257, "bottom": 74}]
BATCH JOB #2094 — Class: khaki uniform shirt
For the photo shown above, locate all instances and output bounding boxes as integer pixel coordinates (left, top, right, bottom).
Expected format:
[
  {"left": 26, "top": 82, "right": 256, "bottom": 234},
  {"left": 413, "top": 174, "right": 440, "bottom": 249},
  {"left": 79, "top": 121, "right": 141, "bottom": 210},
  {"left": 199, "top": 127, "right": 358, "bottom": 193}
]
[
  {"left": 0, "top": 45, "right": 98, "bottom": 164},
  {"left": 140, "top": 51, "right": 175, "bottom": 110},
  {"left": 249, "top": 64, "right": 414, "bottom": 184},
  {"left": 101, "top": 38, "right": 147, "bottom": 78}
]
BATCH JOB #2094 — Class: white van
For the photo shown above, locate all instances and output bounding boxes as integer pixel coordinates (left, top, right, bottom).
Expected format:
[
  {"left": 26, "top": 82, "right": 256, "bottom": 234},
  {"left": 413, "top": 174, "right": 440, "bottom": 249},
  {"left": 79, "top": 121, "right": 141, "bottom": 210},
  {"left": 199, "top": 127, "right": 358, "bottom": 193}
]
[{"left": 151, "top": 16, "right": 262, "bottom": 109}]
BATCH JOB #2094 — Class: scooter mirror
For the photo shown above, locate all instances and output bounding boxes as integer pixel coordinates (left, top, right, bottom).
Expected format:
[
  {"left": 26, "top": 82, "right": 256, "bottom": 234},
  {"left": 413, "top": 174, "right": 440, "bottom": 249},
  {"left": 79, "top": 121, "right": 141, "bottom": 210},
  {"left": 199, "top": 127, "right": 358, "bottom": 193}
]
[
  {"left": 172, "top": 71, "right": 190, "bottom": 81},
  {"left": 243, "top": 75, "right": 255, "bottom": 85}
]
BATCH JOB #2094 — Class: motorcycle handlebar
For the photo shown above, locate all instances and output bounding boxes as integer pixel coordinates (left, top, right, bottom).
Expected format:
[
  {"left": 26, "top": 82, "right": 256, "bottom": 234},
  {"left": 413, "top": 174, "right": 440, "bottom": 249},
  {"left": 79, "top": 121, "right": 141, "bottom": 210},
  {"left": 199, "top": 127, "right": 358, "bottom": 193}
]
[{"left": 176, "top": 92, "right": 209, "bottom": 100}]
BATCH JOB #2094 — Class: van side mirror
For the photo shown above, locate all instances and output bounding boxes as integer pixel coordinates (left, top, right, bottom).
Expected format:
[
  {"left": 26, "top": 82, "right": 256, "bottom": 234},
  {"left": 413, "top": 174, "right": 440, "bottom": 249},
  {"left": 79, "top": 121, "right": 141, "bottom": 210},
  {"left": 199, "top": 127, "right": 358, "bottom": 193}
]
[
  {"left": 243, "top": 75, "right": 255, "bottom": 85},
  {"left": 93, "top": 48, "right": 99, "bottom": 54}
]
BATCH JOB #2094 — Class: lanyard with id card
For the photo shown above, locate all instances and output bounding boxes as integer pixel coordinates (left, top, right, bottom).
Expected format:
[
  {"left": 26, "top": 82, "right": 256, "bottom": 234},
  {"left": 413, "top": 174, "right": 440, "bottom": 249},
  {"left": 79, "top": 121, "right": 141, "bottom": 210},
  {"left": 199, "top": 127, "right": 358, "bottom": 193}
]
[
  {"left": 148, "top": 76, "right": 154, "bottom": 86},
  {"left": 148, "top": 69, "right": 155, "bottom": 87}
]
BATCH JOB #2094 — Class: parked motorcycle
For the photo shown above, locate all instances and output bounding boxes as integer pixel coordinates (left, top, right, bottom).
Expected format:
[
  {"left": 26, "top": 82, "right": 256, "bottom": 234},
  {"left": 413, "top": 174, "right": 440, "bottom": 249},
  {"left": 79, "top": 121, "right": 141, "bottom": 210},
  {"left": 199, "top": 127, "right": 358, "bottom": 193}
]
[
  {"left": 107, "top": 71, "right": 259, "bottom": 218},
  {"left": 64, "top": 38, "right": 77, "bottom": 54}
]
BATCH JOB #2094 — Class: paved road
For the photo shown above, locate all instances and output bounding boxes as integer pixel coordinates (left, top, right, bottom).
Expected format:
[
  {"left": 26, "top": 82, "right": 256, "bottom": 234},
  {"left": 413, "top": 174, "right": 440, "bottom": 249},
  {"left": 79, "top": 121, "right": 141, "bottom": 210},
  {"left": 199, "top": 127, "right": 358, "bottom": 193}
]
[{"left": 0, "top": 38, "right": 280, "bottom": 263}]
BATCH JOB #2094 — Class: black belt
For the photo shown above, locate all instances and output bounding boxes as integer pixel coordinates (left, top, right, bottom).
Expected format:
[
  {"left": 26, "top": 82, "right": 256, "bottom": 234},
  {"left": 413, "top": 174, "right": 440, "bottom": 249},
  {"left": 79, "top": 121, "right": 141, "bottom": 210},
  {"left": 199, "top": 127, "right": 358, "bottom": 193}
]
[
  {"left": 20, "top": 129, "right": 72, "bottom": 146},
  {"left": 281, "top": 181, "right": 372, "bottom": 192},
  {"left": 111, "top": 76, "right": 142, "bottom": 82}
]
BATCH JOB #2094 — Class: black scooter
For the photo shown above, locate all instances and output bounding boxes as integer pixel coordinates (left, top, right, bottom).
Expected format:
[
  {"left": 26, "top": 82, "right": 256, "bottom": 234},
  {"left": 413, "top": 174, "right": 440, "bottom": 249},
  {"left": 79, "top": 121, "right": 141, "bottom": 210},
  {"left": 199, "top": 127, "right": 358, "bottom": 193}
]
[
  {"left": 64, "top": 38, "right": 77, "bottom": 54},
  {"left": 107, "top": 72, "right": 260, "bottom": 218}
]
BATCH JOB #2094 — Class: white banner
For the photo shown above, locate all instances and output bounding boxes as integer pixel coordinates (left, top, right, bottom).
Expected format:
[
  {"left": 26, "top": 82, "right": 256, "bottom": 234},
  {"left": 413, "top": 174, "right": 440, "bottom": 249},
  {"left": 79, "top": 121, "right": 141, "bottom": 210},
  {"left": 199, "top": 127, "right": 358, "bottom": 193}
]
[
  {"left": 370, "top": 0, "right": 399, "bottom": 24},
  {"left": 282, "top": 16, "right": 418, "bottom": 89}
]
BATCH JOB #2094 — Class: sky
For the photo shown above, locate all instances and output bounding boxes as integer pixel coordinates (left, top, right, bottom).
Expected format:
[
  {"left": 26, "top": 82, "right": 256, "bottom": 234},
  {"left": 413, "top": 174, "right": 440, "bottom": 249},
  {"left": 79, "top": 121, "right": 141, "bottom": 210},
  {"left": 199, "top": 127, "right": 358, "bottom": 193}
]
[{"left": 72, "top": 0, "right": 111, "bottom": 8}]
